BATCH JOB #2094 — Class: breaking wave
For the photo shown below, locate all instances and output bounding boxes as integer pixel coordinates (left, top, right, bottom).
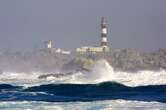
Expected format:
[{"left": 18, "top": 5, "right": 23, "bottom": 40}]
[
  {"left": 0, "top": 59, "right": 166, "bottom": 87},
  {"left": 0, "top": 60, "right": 166, "bottom": 103}
]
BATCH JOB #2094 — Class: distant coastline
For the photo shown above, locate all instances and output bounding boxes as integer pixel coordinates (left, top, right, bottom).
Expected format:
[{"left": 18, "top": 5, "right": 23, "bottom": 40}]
[{"left": 0, "top": 48, "right": 165, "bottom": 73}]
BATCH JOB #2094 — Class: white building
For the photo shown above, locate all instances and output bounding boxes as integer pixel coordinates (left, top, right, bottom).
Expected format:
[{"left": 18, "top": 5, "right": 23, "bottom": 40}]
[{"left": 46, "top": 40, "right": 71, "bottom": 55}]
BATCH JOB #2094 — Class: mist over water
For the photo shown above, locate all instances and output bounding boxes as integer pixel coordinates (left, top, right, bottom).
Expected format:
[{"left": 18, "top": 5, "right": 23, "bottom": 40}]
[
  {"left": 0, "top": 59, "right": 165, "bottom": 110},
  {"left": 0, "top": 59, "right": 166, "bottom": 87}
]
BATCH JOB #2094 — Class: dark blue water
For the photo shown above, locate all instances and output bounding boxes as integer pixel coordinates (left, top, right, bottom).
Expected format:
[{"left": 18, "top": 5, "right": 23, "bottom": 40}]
[{"left": 0, "top": 82, "right": 166, "bottom": 103}]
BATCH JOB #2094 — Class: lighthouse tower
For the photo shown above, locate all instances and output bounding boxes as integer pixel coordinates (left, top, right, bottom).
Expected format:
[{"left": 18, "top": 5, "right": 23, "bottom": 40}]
[{"left": 101, "top": 17, "right": 109, "bottom": 52}]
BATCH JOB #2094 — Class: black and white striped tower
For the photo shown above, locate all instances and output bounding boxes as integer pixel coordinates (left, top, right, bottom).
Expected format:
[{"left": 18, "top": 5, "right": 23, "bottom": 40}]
[{"left": 101, "top": 17, "right": 109, "bottom": 52}]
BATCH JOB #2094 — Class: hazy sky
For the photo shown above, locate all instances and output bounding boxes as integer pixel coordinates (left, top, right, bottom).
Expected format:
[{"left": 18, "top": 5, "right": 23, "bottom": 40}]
[{"left": 0, "top": 0, "right": 166, "bottom": 51}]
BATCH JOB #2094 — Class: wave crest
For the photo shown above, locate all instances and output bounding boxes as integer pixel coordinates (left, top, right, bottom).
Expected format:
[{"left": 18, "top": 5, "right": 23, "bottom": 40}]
[
  {"left": 0, "top": 59, "right": 166, "bottom": 87},
  {"left": 0, "top": 82, "right": 166, "bottom": 102}
]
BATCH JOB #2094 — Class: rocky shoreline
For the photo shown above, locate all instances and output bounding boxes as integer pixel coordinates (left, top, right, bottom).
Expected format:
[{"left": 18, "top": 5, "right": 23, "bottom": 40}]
[
  {"left": 62, "top": 49, "right": 166, "bottom": 72},
  {"left": 0, "top": 49, "right": 165, "bottom": 73},
  {"left": 107, "top": 49, "right": 166, "bottom": 71}
]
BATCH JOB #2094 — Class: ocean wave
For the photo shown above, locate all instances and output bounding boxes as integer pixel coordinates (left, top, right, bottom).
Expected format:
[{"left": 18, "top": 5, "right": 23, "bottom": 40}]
[
  {"left": 0, "top": 100, "right": 165, "bottom": 110},
  {"left": 0, "top": 59, "right": 166, "bottom": 87},
  {"left": 0, "top": 81, "right": 165, "bottom": 102}
]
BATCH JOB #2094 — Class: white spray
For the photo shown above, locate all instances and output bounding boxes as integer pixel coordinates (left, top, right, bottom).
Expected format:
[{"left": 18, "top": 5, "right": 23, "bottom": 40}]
[{"left": 0, "top": 59, "right": 166, "bottom": 87}]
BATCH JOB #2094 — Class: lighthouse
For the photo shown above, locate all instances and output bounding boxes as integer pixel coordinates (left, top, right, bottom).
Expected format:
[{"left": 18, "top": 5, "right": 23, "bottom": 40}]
[
  {"left": 101, "top": 17, "right": 109, "bottom": 52},
  {"left": 76, "top": 17, "right": 110, "bottom": 54}
]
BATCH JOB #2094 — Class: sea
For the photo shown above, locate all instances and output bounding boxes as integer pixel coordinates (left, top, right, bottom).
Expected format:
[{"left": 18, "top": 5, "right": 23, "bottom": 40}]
[{"left": 0, "top": 60, "right": 165, "bottom": 110}]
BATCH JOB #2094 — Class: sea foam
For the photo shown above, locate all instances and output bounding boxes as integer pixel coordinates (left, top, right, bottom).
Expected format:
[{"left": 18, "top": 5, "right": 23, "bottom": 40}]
[{"left": 0, "top": 59, "right": 166, "bottom": 87}]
